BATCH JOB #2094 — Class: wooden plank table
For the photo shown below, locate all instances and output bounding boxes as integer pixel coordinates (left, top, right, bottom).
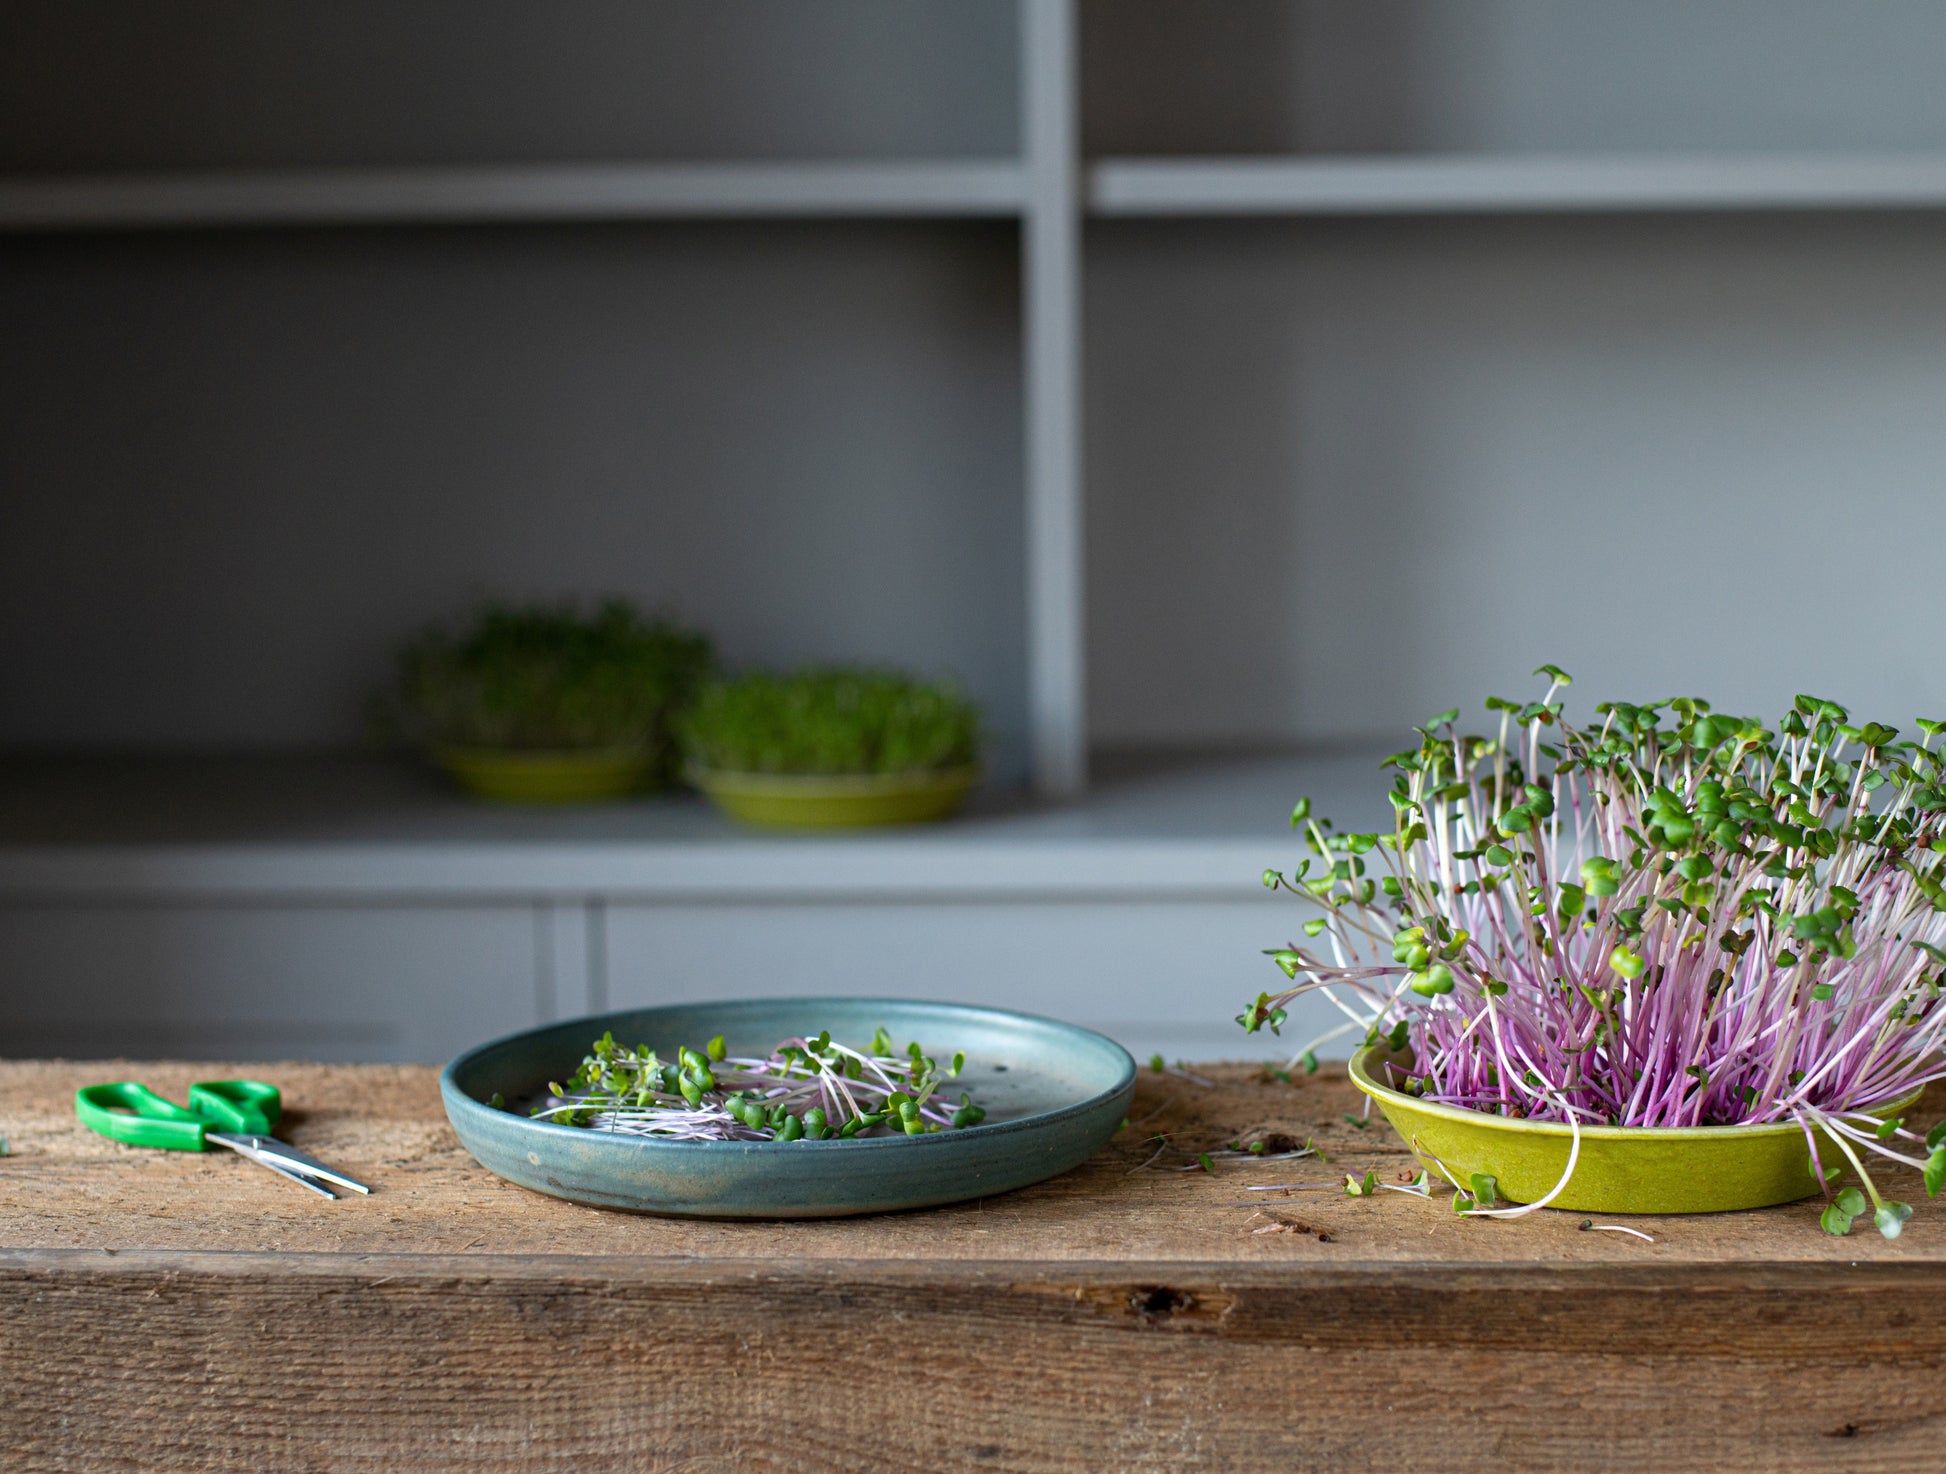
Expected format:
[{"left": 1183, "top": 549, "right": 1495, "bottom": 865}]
[{"left": 5, "top": 1059, "right": 1945, "bottom": 1471}]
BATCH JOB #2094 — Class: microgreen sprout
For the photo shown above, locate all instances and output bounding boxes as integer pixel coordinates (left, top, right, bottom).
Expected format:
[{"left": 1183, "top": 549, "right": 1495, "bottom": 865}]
[
  {"left": 1149, "top": 1055, "right": 1215, "bottom": 1088},
  {"left": 1380, "top": 1170, "right": 1434, "bottom": 1198},
  {"left": 1160, "top": 1135, "right": 1318, "bottom": 1173},
  {"left": 1127, "top": 1135, "right": 1173, "bottom": 1174},
  {"left": 1243, "top": 671, "right": 1946, "bottom": 1237},
  {"left": 1219, "top": 1131, "right": 1314, "bottom": 1162},
  {"left": 530, "top": 1027, "right": 985, "bottom": 1141},
  {"left": 679, "top": 666, "right": 979, "bottom": 777},
  {"left": 390, "top": 600, "right": 712, "bottom": 777}
]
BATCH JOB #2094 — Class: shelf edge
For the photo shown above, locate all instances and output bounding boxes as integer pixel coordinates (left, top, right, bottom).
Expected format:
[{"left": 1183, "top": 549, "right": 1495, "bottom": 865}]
[
  {"left": 0, "top": 838, "right": 1286, "bottom": 904},
  {"left": 0, "top": 160, "right": 1029, "bottom": 232},
  {"left": 1088, "top": 153, "right": 1946, "bottom": 216}
]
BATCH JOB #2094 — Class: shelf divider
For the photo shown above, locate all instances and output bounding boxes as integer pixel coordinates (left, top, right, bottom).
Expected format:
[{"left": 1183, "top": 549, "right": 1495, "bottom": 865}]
[
  {"left": 1089, "top": 153, "right": 1946, "bottom": 216},
  {"left": 0, "top": 160, "right": 1028, "bottom": 232},
  {"left": 1021, "top": 0, "right": 1087, "bottom": 797}
]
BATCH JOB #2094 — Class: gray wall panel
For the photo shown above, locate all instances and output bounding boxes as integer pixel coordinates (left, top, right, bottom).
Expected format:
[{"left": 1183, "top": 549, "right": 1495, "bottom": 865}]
[
  {"left": 604, "top": 898, "right": 1343, "bottom": 1064},
  {"left": 0, "top": 222, "right": 1027, "bottom": 776},
  {"left": 0, "top": 903, "right": 539, "bottom": 1061},
  {"left": 1087, "top": 213, "right": 1946, "bottom": 745},
  {"left": 1084, "top": 0, "right": 1946, "bottom": 157},
  {"left": 1, "top": 1, "right": 1017, "bottom": 170}
]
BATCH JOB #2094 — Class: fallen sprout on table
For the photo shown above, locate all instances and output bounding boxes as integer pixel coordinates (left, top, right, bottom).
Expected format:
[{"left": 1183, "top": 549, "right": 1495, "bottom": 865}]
[
  {"left": 527, "top": 1026, "right": 985, "bottom": 1141},
  {"left": 1381, "top": 1169, "right": 1434, "bottom": 1198},
  {"left": 1147, "top": 1054, "right": 1215, "bottom": 1088},
  {"left": 1243, "top": 669, "right": 1946, "bottom": 1238},
  {"left": 1217, "top": 1133, "right": 1315, "bottom": 1163}
]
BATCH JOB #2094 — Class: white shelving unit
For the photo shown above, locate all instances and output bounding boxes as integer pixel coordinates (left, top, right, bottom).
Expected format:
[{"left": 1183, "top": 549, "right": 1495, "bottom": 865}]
[{"left": 7, "top": 0, "right": 1946, "bottom": 1060}]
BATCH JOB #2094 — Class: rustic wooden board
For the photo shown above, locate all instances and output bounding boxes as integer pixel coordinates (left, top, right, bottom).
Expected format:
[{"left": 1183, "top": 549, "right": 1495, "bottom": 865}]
[{"left": 5, "top": 1059, "right": 1945, "bottom": 1471}]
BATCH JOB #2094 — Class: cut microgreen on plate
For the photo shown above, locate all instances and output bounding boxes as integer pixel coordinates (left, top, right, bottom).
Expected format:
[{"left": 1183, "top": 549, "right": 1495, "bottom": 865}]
[
  {"left": 1243, "top": 669, "right": 1946, "bottom": 1236},
  {"left": 528, "top": 1026, "right": 985, "bottom": 1141}
]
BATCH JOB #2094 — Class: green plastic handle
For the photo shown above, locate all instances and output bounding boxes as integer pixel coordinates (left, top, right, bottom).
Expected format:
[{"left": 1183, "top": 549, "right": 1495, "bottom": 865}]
[
  {"left": 73, "top": 1079, "right": 282, "bottom": 1151},
  {"left": 189, "top": 1080, "right": 281, "bottom": 1135},
  {"left": 75, "top": 1082, "right": 209, "bottom": 1151}
]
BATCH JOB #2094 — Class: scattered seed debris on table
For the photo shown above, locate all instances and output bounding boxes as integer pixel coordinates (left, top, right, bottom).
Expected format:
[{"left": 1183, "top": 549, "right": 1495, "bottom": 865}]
[{"left": 4, "top": 1059, "right": 1943, "bottom": 1472}]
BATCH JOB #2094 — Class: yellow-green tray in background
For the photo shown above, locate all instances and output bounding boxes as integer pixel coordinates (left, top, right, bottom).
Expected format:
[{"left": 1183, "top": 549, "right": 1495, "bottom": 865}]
[
  {"left": 690, "top": 767, "right": 977, "bottom": 829},
  {"left": 435, "top": 746, "right": 659, "bottom": 804}
]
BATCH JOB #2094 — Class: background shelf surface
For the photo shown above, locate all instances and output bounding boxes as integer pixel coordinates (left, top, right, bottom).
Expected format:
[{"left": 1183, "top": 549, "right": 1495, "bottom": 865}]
[
  {"left": 0, "top": 162, "right": 1029, "bottom": 231},
  {"left": 1088, "top": 154, "right": 1946, "bottom": 216},
  {"left": 17, "top": 153, "right": 1946, "bottom": 233},
  {"left": 0, "top": 750, "right": 1387, "bottom": 900}
]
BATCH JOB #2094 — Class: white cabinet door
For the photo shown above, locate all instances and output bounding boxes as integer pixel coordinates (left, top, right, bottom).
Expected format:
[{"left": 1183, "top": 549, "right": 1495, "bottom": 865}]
[
  {"left": 0, "top": 903, "right": 540, "bottom": 1063},
  {"left": 602, "top": 900, "right": 1339, "bottom": 1065}
]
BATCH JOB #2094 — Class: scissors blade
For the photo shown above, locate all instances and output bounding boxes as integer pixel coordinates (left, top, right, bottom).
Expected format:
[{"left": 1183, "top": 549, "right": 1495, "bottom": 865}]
[
  {"left": 208, "top": 1135, "right": 337, "bottom": 1199},
  {"left": 208, "top": 1133, "right": 372, "bottom": 1196}
]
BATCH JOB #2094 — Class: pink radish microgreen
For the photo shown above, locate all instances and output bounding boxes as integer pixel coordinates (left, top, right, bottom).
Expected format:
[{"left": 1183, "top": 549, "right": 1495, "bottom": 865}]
[
  {"left": 531, "top": 1027, "right": 984, "bottom": 1140},
  {"left": 1245, "top": 671, "right": 1946, "bottom": 1237}
]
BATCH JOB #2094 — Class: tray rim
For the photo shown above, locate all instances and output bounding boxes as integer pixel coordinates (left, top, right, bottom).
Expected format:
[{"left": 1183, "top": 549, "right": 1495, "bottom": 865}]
[{"left": 1351, "top": 1043, "right": 1926, "bottom": 1140}]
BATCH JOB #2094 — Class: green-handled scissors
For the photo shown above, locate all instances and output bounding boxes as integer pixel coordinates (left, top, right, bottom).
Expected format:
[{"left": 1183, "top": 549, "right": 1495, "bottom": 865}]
[{"left": 75, "top": 1079, "right": 372, "bottom": 1200}]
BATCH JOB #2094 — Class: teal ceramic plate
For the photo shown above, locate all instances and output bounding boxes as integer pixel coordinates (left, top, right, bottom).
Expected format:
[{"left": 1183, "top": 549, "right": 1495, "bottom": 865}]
[{"left": 441, "top": 998, "right": 1136, "bottom": 1218}]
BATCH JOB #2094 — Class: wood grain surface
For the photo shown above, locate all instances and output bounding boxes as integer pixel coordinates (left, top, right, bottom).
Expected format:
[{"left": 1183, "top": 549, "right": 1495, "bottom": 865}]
[{"left": 5, "top": 1059, "right": 1945, "bottom": 1471}]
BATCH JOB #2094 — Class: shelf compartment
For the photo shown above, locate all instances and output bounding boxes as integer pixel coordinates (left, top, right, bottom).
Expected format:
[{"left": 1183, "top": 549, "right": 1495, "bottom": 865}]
[
  {"left": 1082, "top": 3, "right": 1946, "bottom": 162},
  {"left": 0, "top": 221, "right": 1026, "bottom": 766},
  {"left": 1089, "top": 154, "right": 1946, "bottom": 217}
]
